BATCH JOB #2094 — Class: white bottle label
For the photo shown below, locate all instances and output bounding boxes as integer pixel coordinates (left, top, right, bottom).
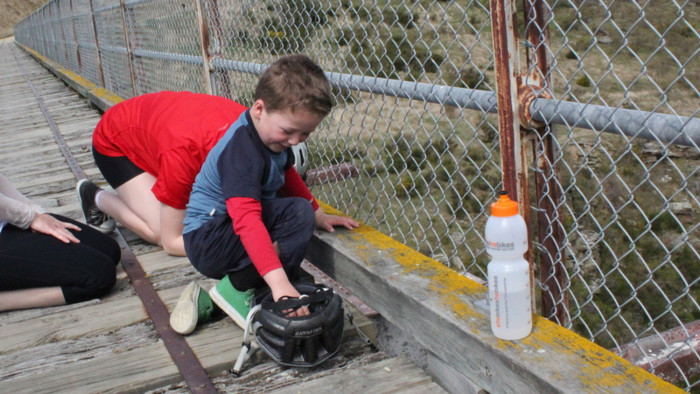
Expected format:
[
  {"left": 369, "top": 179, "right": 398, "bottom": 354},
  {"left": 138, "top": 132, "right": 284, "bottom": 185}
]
[{"left": 488, "top": 264, "right": 532, "bottom": 340}]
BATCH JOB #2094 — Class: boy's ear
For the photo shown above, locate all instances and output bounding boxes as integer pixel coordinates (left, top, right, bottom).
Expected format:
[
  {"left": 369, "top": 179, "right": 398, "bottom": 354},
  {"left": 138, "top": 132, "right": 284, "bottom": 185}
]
[{"left": 250, "top": 99, "right": 265, "bottom": 119}]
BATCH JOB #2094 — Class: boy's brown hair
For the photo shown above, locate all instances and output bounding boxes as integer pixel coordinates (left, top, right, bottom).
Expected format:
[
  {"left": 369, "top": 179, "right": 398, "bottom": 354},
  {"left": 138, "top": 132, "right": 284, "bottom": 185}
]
[{"left": 255, "top": 54, "right": 334, "bottom": 117}]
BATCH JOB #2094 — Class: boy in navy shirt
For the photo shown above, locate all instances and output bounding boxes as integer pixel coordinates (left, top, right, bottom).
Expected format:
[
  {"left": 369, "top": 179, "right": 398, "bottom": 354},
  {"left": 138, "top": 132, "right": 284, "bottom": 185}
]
[{"left": 170, "top": 55, "right": 359, "bottom": 334}]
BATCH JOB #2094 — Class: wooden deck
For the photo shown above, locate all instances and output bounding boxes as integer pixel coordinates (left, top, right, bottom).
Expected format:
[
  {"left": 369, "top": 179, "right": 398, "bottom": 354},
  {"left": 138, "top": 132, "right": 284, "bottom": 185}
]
[{"left": 0, "top": 37, "right": 447, "bottom": 394}]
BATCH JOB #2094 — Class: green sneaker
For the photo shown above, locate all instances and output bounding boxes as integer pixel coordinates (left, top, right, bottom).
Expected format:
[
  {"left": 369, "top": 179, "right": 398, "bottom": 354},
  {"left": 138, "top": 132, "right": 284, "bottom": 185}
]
[
  {"left": 209, "top": 275, "right": 254, "bottom": 330},
  {"left": 170, "top": 281, "right": 214, "bottom": 335}
]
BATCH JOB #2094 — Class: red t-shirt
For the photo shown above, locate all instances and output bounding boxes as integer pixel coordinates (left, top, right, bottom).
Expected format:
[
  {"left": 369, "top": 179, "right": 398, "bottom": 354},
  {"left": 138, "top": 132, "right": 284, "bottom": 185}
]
[{"left": 92, "top": 91, "right": 247, "bottom": 209}]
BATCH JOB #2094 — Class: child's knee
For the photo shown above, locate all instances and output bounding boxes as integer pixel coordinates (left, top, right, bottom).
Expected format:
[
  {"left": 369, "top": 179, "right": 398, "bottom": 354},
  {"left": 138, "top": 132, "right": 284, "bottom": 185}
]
[
  {"left": 289, "top": 197, "right": 316, "bottom": 236},
  {"left": 65, "top": 264, "right": 117, "bottom": 304},
  {"left": 86, "top": 263, "right": 117, "bottom": 299}
]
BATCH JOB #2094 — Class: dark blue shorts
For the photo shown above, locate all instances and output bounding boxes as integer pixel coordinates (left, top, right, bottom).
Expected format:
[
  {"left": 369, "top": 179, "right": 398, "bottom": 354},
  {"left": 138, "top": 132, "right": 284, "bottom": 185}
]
[{"left": 183, "top": 197, "right": 315, "bottom": 282}]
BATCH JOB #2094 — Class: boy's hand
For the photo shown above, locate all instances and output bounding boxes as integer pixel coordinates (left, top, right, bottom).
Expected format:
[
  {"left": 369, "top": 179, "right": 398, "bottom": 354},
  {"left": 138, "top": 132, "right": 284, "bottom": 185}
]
[
  {"left": 264, "top": 268, "right": 310, "bottom": 317},
  {"left": 314, "top": 209, "right": 360, "bottom": 233}
]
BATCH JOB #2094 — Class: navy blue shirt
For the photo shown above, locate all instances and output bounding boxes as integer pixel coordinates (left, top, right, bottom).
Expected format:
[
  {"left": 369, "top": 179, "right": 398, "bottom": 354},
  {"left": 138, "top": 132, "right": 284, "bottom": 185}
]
[{"left": 184, "top": 110, "right": 292, "bottom": 234}]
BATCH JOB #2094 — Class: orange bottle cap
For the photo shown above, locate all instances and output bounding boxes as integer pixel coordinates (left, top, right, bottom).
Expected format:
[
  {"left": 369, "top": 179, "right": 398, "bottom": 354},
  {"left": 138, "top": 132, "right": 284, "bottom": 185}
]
[{"left": 491, "top": 192, "right": 519, "bottom": 217}]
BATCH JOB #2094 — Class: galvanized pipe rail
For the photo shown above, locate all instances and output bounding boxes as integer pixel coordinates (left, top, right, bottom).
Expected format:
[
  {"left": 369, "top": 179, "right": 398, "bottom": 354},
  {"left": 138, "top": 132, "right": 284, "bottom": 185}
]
[
  {"left": 212, "top": 58, "right": 700, "bottom": 148},
  {"left": 45, "top": 33, "right": 696, "bottom": 149},
  {"left": 40, "top": 46, "right": 693, "bottom": 148}
]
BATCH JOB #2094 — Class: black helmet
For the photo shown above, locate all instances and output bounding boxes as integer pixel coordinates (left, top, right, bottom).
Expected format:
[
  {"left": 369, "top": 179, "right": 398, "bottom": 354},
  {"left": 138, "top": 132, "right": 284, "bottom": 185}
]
[{"left": 252, "top": 283, "right": 344, "bottom": 367}]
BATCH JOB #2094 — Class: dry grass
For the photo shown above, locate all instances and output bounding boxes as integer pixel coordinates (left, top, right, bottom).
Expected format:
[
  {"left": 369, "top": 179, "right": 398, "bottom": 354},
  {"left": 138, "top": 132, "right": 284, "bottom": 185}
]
[{"left": 0, "top": 0, "right": 48, "bottom": 38}]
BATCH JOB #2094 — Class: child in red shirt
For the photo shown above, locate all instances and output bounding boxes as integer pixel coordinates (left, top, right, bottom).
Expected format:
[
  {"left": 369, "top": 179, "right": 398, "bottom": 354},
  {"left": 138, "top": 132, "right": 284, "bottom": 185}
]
[{"left": 76, "top": 91, "right": 247, "bottom": 256}]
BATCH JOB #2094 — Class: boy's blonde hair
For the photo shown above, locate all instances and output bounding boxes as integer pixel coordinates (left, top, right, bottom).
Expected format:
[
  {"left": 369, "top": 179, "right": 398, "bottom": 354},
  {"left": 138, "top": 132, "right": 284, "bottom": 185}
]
[{"left": 255, "top": 54, "right": 334, "bottom": 117}]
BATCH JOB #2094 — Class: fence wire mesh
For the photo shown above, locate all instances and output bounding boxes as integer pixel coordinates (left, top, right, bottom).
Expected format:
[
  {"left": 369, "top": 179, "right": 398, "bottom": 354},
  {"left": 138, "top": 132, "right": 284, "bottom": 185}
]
[{"left": 14, "top": 0, "right": 699, "bottom": 390}]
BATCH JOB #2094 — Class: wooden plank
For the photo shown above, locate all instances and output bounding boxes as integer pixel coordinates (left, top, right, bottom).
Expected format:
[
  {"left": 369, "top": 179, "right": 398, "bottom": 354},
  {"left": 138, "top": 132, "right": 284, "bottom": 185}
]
[
  {"left": 269, "top": 357, "right": 445, "bottom": 394},
  {"left": 0, "top": 292, "right": 147, "bottom": 356},
  {"left": 0, "top": 286, "right": 184, "bottom": 356},
  {"left": 138, "top": 251, "right": 193, "bottom": 274},
  {"left": 0, "top": 334, "right": 180, "bottom": 394}
]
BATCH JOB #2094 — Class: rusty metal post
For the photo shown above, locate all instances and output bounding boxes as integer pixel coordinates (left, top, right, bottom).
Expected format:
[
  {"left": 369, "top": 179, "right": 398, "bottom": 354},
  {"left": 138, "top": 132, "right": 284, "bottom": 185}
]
[
  {"left": 52, "top": 1, "right": 60, "bottom": 63},
  {"left": 194, "top": 0, "right": 213, "bottom": 95},
  {"left": 119, "top": 0, "right": 138, "bottom": 97},
  {"left": 55, "top": 0, "right": 70, "bottom": 67},
  {"left": 490, "top": 0, "right": 536, "bottom": 312},
  {"left": 202, "top": 0, "right": 231, "bottom": 98},
  {"left": 69, "top": 0, "right": 82, "bottom": 75},
  {"left": 489, "top": 0, "right": 524, "bottom": 203},
  {"left": 521, "top": 0, "right": 570, "bottom": 326},
  {"left": 88, "top": 0, "right": 106, "bottom": 88},
  {"left": 44, "top": 3, "right": 56, "bottom": 62},
  {"left": 489, "top": 0, "right": 532, "bottom": 238},
  {"left": 45, "top": 3, "right": 53, "bottom": 59}
]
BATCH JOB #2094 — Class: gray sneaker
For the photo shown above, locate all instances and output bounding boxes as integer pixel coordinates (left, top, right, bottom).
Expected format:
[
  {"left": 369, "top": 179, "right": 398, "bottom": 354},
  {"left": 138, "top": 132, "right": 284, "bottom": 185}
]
[{"left": 76, "top": 179, "right": 116, "bottom": 233}]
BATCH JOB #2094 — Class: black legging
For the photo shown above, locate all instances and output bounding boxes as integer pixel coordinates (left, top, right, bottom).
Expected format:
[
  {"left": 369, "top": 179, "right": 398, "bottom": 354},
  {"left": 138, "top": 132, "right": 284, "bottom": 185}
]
[{"left": 0, "top": 214, "right": 121, "bottom": 304}]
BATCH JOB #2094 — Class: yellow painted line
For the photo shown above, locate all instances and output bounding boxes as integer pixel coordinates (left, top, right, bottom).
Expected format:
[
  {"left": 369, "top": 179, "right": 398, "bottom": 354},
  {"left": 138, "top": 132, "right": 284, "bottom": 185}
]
[
  {"left": 16, "top": 43, "right": 124, "bottom": 108},
  {"left": 90, "top": 87, "right": 124, "bottom": 107},
  {"left": 19, "top": 45, "right": 96, "bottom": 89},
  {"left": 318, "top": 201, "right": 682, "bottom": 392}
]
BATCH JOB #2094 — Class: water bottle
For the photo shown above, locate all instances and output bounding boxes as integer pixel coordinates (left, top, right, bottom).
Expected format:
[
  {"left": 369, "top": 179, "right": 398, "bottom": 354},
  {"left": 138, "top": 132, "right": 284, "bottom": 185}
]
[{"left": 485, "top": 191, "right": 532, "bottom": 340}]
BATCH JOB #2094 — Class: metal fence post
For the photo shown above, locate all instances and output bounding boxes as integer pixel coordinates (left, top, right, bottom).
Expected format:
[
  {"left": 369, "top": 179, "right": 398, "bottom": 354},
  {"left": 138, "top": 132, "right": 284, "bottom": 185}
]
[
  {"left": 202, "top": 0, "right": 231, "bottom": 99},
  {"left": 44, "top": 3, "right": 55, "bottom": 62},
  {"left": 490, "top": 0, "right": 537, "bottom": 316},
  {"left": 57, "top": 0, "right": 70, "bottom": 67},
  {"left": 88, "top": 0, "right": 105, "bottom": 88},
  {"left": 68, "top": 0, "right": 82, "bottom": 74},
  {"left": 194, "top": 0, "right": 213, "bottom": 95},
  {"left": 489, "top": 0, "right": 528, "bottom": 204},
  {"left": 118, "top": 0, "right": 138, "bottom": 97},
  {"left": 520, "top": 0, "right": 570, "bottom": 326}
]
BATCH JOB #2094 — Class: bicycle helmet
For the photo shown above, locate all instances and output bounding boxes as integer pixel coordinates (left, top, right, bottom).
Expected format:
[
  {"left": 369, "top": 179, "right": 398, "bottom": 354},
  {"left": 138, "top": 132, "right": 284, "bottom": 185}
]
[
  {"left": 251, "top": 283, "right": 344, "bottom": 367},
  {"left": 291, "top": 142, "right": 309, "bottom": 179}
]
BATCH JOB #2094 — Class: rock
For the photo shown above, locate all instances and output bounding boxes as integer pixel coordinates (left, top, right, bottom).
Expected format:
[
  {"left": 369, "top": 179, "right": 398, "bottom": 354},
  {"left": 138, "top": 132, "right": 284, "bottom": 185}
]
[{"left": 669, "top": 201, "right": 693, "bottom": 216}]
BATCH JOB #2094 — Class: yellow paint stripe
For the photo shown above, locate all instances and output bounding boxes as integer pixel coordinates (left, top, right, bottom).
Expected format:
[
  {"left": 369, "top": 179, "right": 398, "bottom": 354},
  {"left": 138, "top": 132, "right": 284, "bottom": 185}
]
[
  {"left": 16, "top": 43, "right": 124, "bottom": 108},
  {"left": 90, "top": 88, "right": 124, "bottom": 107}
]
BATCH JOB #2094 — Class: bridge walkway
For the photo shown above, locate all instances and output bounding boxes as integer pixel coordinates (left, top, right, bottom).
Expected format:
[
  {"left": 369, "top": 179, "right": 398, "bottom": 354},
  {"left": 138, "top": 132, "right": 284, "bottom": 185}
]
[{"left": 0, "top": 37, "right": 445, "bottom": 394}]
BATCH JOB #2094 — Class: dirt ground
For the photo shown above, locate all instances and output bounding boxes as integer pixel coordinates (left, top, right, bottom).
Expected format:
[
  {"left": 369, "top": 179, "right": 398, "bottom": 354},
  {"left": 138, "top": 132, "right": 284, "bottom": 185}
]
[{"left": 0, "top": 0, "right": 48, "bottom": 38}]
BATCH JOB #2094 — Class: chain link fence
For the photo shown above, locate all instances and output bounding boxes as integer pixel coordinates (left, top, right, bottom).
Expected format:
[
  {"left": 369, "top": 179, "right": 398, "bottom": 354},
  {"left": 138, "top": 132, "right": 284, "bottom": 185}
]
[{"left": 14, "top": 0, "right": 699, "bottom": 390}]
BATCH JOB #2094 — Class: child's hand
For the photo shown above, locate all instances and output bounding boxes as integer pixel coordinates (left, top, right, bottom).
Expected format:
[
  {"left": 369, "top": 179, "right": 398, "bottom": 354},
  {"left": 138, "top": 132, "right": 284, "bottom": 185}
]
[
  {"left": 272, "top": 283, "right": 310, "bottom": 317},
  {"left": 314, "top": 209, "right": 360, "bottom": 233},
  {"left": 265, "top": 268, "right": 310, "bottom": 317}
]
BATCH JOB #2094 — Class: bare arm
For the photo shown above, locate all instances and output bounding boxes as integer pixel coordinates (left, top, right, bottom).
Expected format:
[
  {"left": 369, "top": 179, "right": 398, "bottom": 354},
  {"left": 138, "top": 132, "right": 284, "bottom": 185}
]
[{"left": 159, "top": 203, "right": 186, "bottom": 256}]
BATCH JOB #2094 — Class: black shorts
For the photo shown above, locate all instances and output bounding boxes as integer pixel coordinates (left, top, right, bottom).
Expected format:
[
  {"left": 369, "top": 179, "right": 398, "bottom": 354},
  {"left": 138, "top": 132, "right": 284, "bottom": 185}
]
[{"left": 92, "top": 145, "right": 145, "bottom": 189}]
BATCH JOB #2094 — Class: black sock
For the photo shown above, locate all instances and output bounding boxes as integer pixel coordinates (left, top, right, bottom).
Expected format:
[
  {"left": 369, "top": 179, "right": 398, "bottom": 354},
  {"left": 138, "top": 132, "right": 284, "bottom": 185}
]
[{"left": 228, "top": 264, "right": 265, "bottom": 291}]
